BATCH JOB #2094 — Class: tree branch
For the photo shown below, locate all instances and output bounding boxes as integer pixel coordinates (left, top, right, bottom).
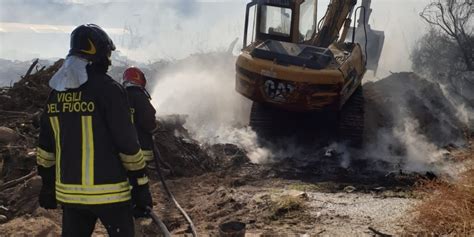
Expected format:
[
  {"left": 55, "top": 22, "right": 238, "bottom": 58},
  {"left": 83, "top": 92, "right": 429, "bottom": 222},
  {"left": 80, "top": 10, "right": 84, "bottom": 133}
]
[
  {"left": 420, "top": 0, "right": 473, "bottom": 71},
  {"left": 0, "top": 170, "right": 37, "bottom": 192},
  {"left": 22, "top": 59, "right": 39, "bottom": 79}
]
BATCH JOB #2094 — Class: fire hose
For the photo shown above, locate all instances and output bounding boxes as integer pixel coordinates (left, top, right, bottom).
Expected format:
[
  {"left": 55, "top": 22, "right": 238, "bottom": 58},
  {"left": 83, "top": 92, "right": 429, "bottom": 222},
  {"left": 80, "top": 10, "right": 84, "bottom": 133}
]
[
  {"left": 150, "top": 137, "right": 198, "bottom": 237},
  {"left": 147, "top": 206, "right": 171, "bottom": 237}
]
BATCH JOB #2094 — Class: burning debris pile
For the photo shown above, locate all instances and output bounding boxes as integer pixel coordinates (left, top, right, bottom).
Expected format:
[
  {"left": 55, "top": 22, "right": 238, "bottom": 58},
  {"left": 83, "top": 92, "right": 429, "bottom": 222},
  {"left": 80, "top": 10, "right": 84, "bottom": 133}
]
[
  {"left": 362, "top": 72, "right": 471, "bottom": 174},
  {"left": 155, "top": 115, "right": 249, "bottom": 177},
  {"left": 364, "top": 72, "right": 468, "bottom": 146}
]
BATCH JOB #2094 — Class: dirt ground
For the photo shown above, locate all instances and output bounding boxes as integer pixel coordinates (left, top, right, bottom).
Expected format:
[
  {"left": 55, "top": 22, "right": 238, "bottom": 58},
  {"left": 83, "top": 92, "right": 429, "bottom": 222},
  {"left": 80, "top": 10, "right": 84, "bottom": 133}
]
[
  {"left": 149, "top": 162, "right": 420, "bottom": 236},
  {"left": 0, "top": 131, "right": 429, "bottom": 236},
  {"left": 0, "top": 158, "right": 422, "bottom": 236}
]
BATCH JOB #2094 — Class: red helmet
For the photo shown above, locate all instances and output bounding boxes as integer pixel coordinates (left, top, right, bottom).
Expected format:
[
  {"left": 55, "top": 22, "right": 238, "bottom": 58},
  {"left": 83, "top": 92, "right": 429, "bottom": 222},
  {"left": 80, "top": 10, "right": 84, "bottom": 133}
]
[{"left": 123, "top": 67, "right": 146, "bottom": 87}]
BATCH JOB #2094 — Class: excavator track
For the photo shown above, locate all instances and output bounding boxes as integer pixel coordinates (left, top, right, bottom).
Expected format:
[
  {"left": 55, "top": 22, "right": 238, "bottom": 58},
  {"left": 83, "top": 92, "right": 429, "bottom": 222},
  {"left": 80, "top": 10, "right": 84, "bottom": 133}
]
[
  {"left": 250, "top": 86, "right": 365, "bottom": 148},
  {"left": 249, "top": 102, "right": 335, "bottom": 145},
  {"left": 249, "top": 102, "right": 289, "bottom": 138},
  {"left": 338, "top": 85, "right": 365, "bottom": 148}
]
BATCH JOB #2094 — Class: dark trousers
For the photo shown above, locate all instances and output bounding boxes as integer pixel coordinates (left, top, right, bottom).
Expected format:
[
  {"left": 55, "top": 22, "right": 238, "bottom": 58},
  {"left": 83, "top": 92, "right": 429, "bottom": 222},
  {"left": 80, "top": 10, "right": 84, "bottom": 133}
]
[{"left": 62, "top": 203, "right": 135, "bottom": 237}]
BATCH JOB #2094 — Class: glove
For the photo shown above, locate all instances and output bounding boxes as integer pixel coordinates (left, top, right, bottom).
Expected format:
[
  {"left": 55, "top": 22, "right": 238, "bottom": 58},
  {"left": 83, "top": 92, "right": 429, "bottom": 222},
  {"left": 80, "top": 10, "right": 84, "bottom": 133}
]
[
  {"left": 131, "top": 183, "right": 153, "bottom": 218},
  {"left": 38, "top": 166, "right": 57, "bottom": 209},
  {"left": 128, "top": 169, "right": 153, "bottom": 218}
]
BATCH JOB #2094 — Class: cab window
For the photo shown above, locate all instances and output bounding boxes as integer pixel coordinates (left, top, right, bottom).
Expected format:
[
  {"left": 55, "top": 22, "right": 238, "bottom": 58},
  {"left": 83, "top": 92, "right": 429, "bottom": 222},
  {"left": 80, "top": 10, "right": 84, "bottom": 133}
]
[
  {"left": 299, "top": 0, "right": 316, "bottom": 41},
  {"left": 259, "top": 5, "right": 292, "bottom": 37}
]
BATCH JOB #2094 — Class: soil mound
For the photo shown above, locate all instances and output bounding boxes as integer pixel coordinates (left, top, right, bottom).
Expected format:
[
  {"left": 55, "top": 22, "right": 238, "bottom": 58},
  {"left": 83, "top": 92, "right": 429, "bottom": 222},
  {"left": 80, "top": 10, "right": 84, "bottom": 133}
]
[{"left": 364, "top": 72, "right": 468, "bottom": 146}]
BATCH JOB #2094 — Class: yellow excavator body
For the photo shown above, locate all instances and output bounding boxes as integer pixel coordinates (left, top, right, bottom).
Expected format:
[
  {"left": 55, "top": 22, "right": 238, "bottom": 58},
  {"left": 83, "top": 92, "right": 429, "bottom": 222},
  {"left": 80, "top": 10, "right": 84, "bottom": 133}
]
[
  {"left": 236, "top": 0, "right": 384, "bottom": 145},
  {"left": 236, "top": 43, "right": 366, "bottom": 112}
]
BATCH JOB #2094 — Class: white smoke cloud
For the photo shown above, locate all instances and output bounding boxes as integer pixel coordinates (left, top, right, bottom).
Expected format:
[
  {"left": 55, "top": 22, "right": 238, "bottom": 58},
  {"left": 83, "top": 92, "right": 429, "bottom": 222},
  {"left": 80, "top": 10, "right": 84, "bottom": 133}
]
[
  {"left": 0, "top": 1, "right": 246, "bottom": 61},
  {"left": 150, "top": 51, "right": 282, "bottom": 163},
  {"left": 203, "top": 126, "right": 273, "bottom": 164},
  {"left": 0, "top": 0, "right": 432, "bottom": 65},
  {"left": 150, "top": 50, "right": 314, "bottom": 164},
  {"left": 394, "top": 118, "right": 448, "bottom": 172},
  {"left": 151, "top": 52, "right": 248, "bottom": 129}
]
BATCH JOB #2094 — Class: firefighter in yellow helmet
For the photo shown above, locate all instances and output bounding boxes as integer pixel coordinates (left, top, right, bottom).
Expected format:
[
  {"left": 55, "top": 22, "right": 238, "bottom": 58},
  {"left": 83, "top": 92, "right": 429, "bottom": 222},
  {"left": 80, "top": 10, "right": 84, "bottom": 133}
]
[
  {"left": 36, "top": 24, "right": 152, "bottom": 236},
  {"left": 122, "top": 67, "right": 157, "bottom": 163}
]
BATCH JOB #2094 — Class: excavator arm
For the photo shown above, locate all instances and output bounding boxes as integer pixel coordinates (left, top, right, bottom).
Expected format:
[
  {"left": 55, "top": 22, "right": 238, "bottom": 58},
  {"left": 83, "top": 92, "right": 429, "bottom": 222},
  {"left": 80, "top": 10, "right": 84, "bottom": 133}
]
[
  {"left": 311, "top": 0, "right": 385, "bottom": 72},
  {"left": 311, "top": 0, "right": 357, "bottom": 47}
]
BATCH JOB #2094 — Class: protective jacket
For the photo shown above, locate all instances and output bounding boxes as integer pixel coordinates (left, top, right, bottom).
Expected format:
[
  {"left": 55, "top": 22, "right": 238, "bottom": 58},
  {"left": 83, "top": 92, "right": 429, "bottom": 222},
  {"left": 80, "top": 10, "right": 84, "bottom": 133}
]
[
  {"left": 126, "top": 86, "right": 156, "bottom": 161},
  {"left": 37, "top": 65, "right": 147, "bottom": 206}
]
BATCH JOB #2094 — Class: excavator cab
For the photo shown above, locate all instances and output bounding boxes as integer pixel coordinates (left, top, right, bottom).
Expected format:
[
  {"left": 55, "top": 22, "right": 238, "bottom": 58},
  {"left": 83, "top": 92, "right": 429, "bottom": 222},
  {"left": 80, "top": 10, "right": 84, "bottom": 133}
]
[
  {"left": 242, "top": 0, "right": 384, "bottom": 73},
  {"left": 243, "top": 0, "right": 315, "bottom": 46}
]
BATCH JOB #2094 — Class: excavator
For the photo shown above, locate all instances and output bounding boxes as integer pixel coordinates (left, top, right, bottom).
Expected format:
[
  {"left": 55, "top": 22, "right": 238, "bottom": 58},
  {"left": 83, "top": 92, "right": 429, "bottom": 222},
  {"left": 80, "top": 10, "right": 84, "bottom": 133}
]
[{"left": 235, "top": 0, "right": 384, "bottom": 146}]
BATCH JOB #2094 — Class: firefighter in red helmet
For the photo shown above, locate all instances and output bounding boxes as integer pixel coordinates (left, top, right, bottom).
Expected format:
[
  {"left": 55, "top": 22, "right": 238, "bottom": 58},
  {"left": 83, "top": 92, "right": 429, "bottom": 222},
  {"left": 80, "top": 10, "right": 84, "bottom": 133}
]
[
  {"left": 37, "top": 24, "right": 152, "bottom": 237},
  {"left": 122, "top": 67, "right": 157, "bottom": 163}
]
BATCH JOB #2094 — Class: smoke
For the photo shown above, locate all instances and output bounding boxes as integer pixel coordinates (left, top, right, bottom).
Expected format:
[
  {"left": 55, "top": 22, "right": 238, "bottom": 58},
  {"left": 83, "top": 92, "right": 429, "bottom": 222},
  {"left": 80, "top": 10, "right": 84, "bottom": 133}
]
[
  {"left": 363, "top": 2, "right": 470, "bottom": 181},
  {"left": 395, "top": 119, "right": 448, "bottom": 172},
  {"left": 438, "top": 72, "right": 474, "bottom": 128},
  {"left": 150, "top": 50, "right": 309, "bottom": 164},
  {"left": 363, "top": 115, "right": 469, "bottom": 178},
  {"left": 361, "top": 70, "right": 471, "bottom": 177},
  {"left": 150, "top": 51, "right": 279, "bottom": 163},
  {"left": 169, "top": 0, "right": 198, "bottom": 17},
  {"left": 1, "top": 0, "right": 431, "bottom": 64},
  {"left": 0, "top": 1, "right": 245, "bottom": 61},
  {"left": 324, "top": 143, "right": 351, "bottom": 168},
  {"left": 151, "top": 52, "right": 247, "bottom": 129},
  {"left": 365, "top": 118, "right": 449, "bottom": 173},
  {"left": 202, "top": 126, "right": 273, "bottom": 164}
]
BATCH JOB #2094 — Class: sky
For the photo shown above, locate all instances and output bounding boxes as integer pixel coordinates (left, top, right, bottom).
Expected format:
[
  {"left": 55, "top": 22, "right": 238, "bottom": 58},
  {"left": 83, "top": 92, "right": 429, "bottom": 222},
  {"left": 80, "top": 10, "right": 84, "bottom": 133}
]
[{"left": 0, "top": 0, "right": 434, "bottom": 76}]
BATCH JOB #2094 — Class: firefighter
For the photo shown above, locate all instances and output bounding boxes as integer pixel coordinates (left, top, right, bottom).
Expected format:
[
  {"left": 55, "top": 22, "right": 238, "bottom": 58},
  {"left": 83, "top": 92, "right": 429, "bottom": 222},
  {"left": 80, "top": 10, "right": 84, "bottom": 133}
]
[
  {"left": 122, "top": 67, "right": 156, "bottom": 164},
  {"left": 36, "top": 24, "right": 152, "bottom": 237}
]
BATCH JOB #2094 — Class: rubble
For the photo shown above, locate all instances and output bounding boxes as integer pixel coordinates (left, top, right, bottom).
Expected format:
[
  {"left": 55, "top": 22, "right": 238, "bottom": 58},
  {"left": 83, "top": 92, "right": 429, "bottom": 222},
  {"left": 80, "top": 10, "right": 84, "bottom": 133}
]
[
  {"left": 0, "top": 59, "right": 63, "bottom": 112},
  {"left": 0, "top": 59, "right": 62, "bottom": 188},
  {"left": 0, "top": 127, "right": 19, "bottom": 144},
  {"left": 153, "top": 116, "right": 214, "bottom": 177},
  {"left": 154, "top": 115, "right": 249, "bottom": 177},
  {"left": 0, "top": 215, "right": 7, "bottom": 224},
  {"left": 0, "top": 176, "right": 42, "bottom": 218}
]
